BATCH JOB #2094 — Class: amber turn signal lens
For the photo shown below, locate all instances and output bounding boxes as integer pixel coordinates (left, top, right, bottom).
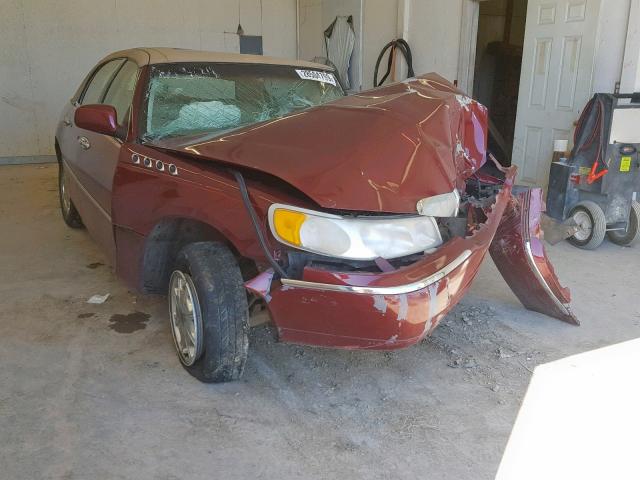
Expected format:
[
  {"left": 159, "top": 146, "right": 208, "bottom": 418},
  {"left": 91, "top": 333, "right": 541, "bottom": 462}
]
[{"left": 272, "top": 209, "right": 306, "bottom": 246}]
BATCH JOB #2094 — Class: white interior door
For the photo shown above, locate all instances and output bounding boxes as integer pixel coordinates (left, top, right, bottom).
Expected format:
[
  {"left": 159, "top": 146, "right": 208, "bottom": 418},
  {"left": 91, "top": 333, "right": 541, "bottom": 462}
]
[{"left": 512, "top": 0, "right": 601, "bottom": 187}]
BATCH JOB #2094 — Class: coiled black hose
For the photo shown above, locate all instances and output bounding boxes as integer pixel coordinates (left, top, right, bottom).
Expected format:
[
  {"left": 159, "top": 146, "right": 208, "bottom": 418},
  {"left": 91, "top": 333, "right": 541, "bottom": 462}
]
[
  {"left": 374, "top": 38, "right": 415, "bottom": 87},
  {"left": 232, "top": 170, "right": 288, "bottom": 279}
]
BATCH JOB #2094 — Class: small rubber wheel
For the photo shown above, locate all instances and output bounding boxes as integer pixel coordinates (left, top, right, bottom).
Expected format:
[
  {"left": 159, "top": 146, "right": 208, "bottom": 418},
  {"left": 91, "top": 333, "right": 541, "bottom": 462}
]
[
  {"left": 58, "top": 163, "right": 83, "bottom": 228},
  {"left": 607, "top": 201, "right": 640, "bottom": 246},
  {"left": 567, "top": 200, "right": 607, "bottom": 250},
  {"left": 168, "top": 242, "right": 249, "bottom": 383}
]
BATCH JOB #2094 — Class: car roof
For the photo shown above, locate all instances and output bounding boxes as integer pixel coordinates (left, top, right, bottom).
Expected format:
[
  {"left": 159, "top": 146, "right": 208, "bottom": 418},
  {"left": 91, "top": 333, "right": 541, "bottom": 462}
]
[{"left": 102, "top": 47, "right": 333, "bottom": 70}]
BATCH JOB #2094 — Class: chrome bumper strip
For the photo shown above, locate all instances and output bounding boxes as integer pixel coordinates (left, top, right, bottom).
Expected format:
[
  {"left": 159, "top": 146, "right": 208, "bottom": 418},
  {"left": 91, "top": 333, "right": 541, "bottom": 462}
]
[{"left": 280, "top": 250, "right": 472, "bottom": 295}]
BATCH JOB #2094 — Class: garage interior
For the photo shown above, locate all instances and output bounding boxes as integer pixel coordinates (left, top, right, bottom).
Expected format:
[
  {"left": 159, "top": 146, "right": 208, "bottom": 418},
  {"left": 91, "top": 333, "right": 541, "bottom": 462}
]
[{"left": 1, "top": 1, "right": 640, "bottom": 479}]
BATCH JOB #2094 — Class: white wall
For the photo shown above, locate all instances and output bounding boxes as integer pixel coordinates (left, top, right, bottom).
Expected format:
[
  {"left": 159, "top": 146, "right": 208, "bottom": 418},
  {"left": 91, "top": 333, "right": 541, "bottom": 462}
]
[
  {"left": 593, "top": 0, "right": 632, "bottom": 93},
  {"left": 0, "top": 0, "right": 297, "bottom": 160},
  {"left": 297, "top": 0, "right": 324, "bottom": 61},
  {"left": 361, "top": 0, "right": 399, "bottom": 90},
  {"left": 298, "top": 0, "right": 466, "bottom": 91},
  {"left": 406, "top": 0, "right": 464, "bottom": 82},
  {"left": 620, "top": 0, "right": 640, "bottom": 92}
]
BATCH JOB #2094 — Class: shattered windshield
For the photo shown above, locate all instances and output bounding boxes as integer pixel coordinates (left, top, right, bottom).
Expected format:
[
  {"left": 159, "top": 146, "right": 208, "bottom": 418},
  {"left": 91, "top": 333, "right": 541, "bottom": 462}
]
[{"left": 142, "top": 62, "right": 344, "bottom": 141}]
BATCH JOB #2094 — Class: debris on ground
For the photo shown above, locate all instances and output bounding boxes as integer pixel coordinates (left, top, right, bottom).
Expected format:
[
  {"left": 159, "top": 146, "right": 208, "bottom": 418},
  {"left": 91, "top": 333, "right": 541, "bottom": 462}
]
[{"left": 87, "top": 293, "right": 110, "bottom": 304}]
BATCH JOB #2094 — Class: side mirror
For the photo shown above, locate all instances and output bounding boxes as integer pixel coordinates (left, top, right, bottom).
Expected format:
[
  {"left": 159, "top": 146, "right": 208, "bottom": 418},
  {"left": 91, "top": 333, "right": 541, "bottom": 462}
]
[{"left": 74, "top": 104, "right": 118, "bottom": 136}]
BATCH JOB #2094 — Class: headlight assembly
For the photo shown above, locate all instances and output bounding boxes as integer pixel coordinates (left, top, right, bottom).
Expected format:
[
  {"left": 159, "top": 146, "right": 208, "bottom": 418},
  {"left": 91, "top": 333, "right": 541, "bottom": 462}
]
[
  {"left": 268, "top": 204, "right": 443, "bottom": 260},
  {"left": 416, "top": 190, "right": 460, "bottom": 217}
]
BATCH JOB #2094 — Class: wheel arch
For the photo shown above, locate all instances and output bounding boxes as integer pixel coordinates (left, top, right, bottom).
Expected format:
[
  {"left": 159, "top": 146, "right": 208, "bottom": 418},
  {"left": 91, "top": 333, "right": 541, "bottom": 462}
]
[
  {"left": 139, "top": 216, "right": 257, "bottom": 294},
  {"left": 54, "top": 138, "right": 62, "bottom": 164}
]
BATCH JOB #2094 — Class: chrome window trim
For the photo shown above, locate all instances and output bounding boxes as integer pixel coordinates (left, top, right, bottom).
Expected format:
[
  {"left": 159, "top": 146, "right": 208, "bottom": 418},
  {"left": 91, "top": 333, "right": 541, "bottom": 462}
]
[{"left": 280, "top": 250, "right": 472, "bottom": 295}]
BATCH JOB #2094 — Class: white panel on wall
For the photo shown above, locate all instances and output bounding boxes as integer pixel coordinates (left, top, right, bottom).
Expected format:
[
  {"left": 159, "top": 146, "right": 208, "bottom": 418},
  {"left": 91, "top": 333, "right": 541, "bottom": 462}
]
[
  {"left": 240, "top": 0, "right": 263, "bottom": 35},
  {"left": 408, "top": 0, "right": 464, "bottom": 83},
  {"left": 0, "top": 0, "right": 297, "bottom": 159},
  {"left": 592, "top": 0, "right": 629, "bottom": 93},
  {"left": 262, "top": 0, "right": 297, "bottom": 58},
  {"left": 297, "top": 0, "right": 324, "bottom": 61},
  {"left": 0, "top": 0, "right": 39, "bottom": 158},
  {"left": 196, "top": 0, "right": 239, "bottom": 33},
  {"left": 361, "top": 0, "right": 398, "bottom": 90}
]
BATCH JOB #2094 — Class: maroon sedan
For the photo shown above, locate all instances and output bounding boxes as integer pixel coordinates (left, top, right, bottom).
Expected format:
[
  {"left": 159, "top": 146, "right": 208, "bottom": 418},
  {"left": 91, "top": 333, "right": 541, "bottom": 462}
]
[{"left": 56, "top": 48, "right": 576, "bottom": 382}]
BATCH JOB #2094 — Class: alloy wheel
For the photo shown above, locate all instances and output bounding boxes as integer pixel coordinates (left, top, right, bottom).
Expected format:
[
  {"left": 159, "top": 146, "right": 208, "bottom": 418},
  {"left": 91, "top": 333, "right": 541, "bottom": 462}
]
[{"left": 168, "top": 270, "right": 204, "bottom": 366}]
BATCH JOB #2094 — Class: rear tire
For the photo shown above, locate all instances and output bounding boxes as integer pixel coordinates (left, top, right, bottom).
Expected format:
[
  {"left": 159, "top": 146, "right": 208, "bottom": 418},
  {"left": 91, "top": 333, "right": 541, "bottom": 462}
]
[
  {"left": 58, "top": 163, "right": 83, "bottom": 229},
  {"left": 567, "top": 200, "right": 606, "bottom": 250},
  {"left": 607, "top": 201, "right": 640, "bottom": 246},
  {"left": 169, "top": 242, "right": 249, "bottom": 383}
]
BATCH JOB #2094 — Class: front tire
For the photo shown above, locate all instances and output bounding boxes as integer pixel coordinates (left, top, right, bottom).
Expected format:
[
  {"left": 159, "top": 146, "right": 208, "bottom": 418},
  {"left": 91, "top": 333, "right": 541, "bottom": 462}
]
[
  {"left": 607, "top": 201, "right": 640, "bottom": 246},
  {"left": 567, "top": 200, "right": 606, "bottom": 250},
  {"left": 58, "top": 163, "right": 83, "bottom": 229},
  {"left": 169, "top": 242, "right": 249, "bottom": 383}
]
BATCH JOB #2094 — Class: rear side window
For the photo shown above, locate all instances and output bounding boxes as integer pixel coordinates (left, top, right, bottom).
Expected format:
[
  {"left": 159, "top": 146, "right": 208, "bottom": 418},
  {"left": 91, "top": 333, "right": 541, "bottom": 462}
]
[
  {"left": 103, "top": 60, "right": 139, "bottom": 124},
  {"left": 81, "top": 59, "right": 125, "bottom": 105}
]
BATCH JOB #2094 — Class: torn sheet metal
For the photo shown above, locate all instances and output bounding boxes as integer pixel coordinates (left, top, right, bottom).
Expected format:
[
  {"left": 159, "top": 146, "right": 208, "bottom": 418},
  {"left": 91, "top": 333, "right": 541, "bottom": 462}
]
[
  {"left": 245, "top": 269, "right": 275, "bottom": 302},
  {"left": 259, "top": 168, "right": 518, "bottom": 349},
  {"left": 489, "top": 189, "right": 579, "bottom": 325}
]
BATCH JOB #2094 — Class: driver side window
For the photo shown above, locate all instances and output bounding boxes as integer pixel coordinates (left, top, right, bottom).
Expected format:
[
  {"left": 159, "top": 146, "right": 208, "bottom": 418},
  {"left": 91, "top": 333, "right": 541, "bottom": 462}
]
[
  {"left": 81, "top": 59, "right": 125, "bottom": 105},
  {"left": 103, "top": 60, "right": 139, "bottom": 125}
]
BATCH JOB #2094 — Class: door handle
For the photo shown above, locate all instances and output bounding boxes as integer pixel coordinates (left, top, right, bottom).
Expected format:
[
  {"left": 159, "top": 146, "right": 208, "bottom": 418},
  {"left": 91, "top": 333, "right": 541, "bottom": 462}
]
[{"left": 78, "top": 136, "right": 90, "bottom": 150}]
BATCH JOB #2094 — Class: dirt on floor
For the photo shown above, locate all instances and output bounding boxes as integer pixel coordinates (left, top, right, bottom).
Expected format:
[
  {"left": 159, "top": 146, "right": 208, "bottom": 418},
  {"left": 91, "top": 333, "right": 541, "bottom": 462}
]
[{"left": 1, "top": 164, "right": 639, "bottom": 480}]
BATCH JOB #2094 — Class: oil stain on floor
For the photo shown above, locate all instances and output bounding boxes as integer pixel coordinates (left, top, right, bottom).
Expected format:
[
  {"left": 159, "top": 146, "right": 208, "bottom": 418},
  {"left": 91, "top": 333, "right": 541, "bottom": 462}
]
[{"left": 108, "top": 312, "right": 151, "bottom": 333}]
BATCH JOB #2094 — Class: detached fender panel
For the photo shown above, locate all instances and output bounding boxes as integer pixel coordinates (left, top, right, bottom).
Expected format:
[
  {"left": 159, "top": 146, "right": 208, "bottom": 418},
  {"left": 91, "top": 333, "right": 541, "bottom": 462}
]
[{"left": 490, "top": 188, "right": 579, "bottom": 325}]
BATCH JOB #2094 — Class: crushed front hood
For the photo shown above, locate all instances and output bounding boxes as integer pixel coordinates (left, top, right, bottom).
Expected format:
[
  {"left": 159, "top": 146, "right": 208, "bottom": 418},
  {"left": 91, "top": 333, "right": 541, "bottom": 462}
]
[{"left": 149, "top": 73, "right": 488, "bottom": 213}]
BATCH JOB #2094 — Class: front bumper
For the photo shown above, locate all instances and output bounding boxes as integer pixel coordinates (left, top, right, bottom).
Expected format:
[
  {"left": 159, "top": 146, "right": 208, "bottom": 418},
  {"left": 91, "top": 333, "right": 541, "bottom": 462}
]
[{"left": 246, "top": 168, "right": 516, "bottom": 349}]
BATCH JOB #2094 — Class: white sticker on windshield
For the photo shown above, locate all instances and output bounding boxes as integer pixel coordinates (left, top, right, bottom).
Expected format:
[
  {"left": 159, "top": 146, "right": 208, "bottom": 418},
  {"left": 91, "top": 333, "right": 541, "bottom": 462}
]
[{"left": 295, "top": 69, "right": 337, "bottom": 86}]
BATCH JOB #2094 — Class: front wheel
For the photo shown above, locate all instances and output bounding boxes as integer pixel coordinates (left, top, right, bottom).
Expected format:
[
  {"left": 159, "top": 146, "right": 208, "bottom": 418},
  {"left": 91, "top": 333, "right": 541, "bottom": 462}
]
[
  {"left": 607, "top": 201, "right": 640, "bottom": 246},
  {"left": 168, "top": 242, "right": 249, "bottom": 383},
  {"left": 567, "top": 200, "right": 606, "bottom": 250}
]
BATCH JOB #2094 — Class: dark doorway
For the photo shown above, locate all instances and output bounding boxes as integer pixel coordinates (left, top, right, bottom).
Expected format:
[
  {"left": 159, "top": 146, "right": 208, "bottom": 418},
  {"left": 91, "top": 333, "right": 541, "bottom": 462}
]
[{"left": 473, "top": 0, "right": 528, "bottom": 166}]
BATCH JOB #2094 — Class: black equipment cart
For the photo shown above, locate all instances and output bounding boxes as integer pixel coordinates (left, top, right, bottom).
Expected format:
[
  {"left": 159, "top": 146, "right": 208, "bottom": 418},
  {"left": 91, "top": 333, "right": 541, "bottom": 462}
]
[{"left": 546, "top": 93, "right": 640, "bottom": 249}]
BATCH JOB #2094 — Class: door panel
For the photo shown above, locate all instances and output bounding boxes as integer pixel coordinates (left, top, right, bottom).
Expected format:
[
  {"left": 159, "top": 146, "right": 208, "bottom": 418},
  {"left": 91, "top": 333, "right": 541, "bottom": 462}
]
[
  {"left": 63, "top": 150, "right": 118, "bottom": 265},
  {"left": 64, "top": 57, "right": 126, "bottom": 215},
  {"left": 73, "top": 60, "right": 139, "bottom": 264},
  {"left": 63, "top": 58, "right": 138, "bottom": 265},
  {"left": 513, "top": 0, "right": 601, "bottom": 188},
  {"left": 72, "top": 133, "right": 121, "bottom": 217}
]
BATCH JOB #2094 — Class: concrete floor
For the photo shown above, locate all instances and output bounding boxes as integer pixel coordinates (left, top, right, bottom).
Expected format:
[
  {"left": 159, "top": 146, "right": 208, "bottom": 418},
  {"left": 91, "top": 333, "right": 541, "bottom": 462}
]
[{"left": 1, "top": 164, "right": 639, "bottom": 480}]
